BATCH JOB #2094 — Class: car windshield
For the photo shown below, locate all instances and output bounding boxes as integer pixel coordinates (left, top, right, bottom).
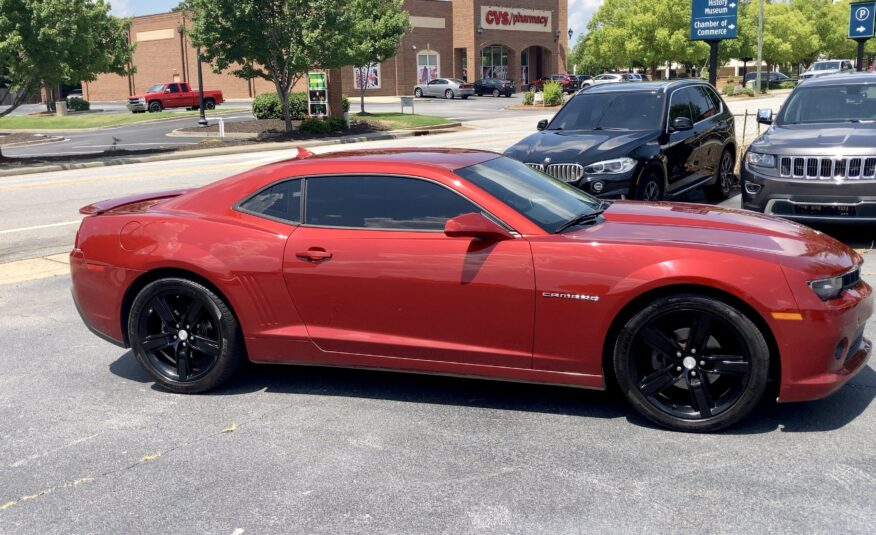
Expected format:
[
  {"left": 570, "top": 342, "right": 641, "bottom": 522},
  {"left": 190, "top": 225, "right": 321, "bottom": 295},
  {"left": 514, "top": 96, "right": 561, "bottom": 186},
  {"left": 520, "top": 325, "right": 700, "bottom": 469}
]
[
  {"left": 455, "top": 157, "right": 603, "bottom": 233},
  {"left": 811, "top": 62, "right": 840, "bottom": 71},
  {"left": 546, "top": 91, "right": 663, "bottom": 131},
  {"left": 779, "top": 84, "right": 876, "bottom": 124},
  {"left": 147, "top": 84, "right": 164, "bottom": 92}
]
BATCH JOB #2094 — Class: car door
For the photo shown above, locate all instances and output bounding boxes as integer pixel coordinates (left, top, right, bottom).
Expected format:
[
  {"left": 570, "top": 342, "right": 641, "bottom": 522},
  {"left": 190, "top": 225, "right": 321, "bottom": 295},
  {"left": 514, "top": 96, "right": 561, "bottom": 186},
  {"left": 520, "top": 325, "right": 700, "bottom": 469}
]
[
  {"left": 663, "top": 87, "right": 702, "bottom": 192},
  {"left": 165, "top": 83, "right": 182, "bottom": 107},
  {"left": 427, "top": 79, "right": 443, "bottom": 97},
  {"left": 283, "top": 174, "right": 535, "bottom": 368}
]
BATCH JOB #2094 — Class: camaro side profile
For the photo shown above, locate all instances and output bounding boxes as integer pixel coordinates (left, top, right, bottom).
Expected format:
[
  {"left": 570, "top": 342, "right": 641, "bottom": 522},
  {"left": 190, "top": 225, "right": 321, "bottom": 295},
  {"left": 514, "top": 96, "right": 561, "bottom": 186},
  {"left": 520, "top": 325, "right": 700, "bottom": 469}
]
[{"left": 71, "top": 149, "right": 873, "bottom": 432}]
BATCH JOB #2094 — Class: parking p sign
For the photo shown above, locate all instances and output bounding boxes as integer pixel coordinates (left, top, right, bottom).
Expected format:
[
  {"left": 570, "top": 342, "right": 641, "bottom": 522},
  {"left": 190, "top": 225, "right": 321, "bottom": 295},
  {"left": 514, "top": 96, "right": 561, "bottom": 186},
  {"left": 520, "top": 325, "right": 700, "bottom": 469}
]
[{"left": 849, "top": 2, "right": 876, "bottom": 39}]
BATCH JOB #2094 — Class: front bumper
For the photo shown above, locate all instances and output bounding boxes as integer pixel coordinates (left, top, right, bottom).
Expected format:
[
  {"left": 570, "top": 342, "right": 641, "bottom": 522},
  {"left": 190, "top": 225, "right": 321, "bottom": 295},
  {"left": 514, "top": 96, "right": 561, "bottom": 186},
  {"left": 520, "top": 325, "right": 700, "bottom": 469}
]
[
  {"left": 776, "top": 271, "right": 873, "bottom": 402},
  {"left": 127, "top": 102, "right": 146, "bottom": 112},
  {"left": 742, "top": 166, "right": 876, "bottom": 222}
]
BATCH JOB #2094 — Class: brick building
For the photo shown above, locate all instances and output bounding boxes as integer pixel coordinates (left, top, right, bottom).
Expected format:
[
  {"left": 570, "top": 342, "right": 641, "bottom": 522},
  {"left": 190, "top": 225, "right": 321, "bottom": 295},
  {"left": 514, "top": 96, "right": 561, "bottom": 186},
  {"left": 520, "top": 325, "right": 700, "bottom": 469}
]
[{"left": 84, "top": 1, "right": 569, "bottom": 101}]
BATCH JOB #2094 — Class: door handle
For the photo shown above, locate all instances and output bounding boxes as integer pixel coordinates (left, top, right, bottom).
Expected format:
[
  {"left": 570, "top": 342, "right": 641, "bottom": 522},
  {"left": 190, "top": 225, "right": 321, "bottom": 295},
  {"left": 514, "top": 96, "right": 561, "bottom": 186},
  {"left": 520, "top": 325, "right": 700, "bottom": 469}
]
[{"left": 296, "top": 249, "right": 333, "bottom": 262}]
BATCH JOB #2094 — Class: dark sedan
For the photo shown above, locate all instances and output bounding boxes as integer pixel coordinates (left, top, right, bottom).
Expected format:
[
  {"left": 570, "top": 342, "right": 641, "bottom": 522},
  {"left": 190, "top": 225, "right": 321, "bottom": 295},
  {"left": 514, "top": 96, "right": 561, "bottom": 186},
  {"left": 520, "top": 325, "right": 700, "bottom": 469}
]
[
  {"left": 504, "top": 80, "right": 737, "bottom": 201},
  {"left": 742, "top": 73, "right": 876, "bottom": 222},
  {"left": 474, "top": 78, "right": 515, "bottom": 97}
]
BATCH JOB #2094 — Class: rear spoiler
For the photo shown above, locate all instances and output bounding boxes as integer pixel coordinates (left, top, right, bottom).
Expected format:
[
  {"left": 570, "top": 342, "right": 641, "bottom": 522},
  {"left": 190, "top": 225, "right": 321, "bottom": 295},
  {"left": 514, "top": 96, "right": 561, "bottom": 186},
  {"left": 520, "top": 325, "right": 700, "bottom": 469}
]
[{"left": 79, "top": 188, "right": 191, "bottom": 215}]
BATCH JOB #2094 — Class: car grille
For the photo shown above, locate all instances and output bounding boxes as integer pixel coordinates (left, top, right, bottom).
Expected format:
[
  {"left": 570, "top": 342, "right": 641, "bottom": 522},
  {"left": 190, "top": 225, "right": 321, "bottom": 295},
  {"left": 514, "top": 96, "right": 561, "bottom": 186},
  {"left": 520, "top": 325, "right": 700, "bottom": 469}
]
[
  {"left": 525, "top": 163, "right": 584, "bottom": 183},
  {"left": 779, "top": 156, "right": 876, "bottom": 180},
  {"left": 843, "top": 267, "right": 862, "bottom": 290},
  {"left": 128, "top": 98, "right": 141, "bottom": 105}
]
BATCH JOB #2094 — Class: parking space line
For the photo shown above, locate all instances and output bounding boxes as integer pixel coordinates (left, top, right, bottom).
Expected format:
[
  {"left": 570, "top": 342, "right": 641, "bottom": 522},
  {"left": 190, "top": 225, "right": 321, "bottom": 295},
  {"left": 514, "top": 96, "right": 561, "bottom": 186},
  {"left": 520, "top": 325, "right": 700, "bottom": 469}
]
[{"left": 0, "top": 220, "right": 81, "bottom": 235}]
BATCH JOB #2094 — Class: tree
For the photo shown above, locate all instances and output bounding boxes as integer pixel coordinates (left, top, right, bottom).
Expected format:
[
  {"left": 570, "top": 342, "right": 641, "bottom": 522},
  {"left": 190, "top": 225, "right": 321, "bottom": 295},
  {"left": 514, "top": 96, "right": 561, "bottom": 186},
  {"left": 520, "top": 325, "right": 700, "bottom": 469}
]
[
  {"left": 0, "top": 0, "right": 133, "bottom": 117},
  {"left": 186, "top": 0, "right": 354, "bottom": 133},
  {"left": 344, "top": 0, "right": 408, "bottom": 115}
]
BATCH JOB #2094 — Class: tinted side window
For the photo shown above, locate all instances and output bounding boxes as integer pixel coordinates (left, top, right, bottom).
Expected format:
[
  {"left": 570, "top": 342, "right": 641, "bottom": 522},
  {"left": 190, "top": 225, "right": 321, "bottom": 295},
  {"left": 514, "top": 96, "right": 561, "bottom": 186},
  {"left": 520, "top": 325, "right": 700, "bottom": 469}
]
[
  {"left": 167, "top": 84, "right": 180, "bottom": 93},
  {"left": 305, "top": 176, "right": 479, "bottom": 231},
  {"left": 701, "top": 86, "right": 723, "bottom": 115},
  {"left": 688, "top": 86, "right": 718, "bottom": 122},
  {"left": 239, "top": 179, "right": 302, "bottom": 223},
  {"left": 668, "top": 89, "right": 693, "bottom": 124}
]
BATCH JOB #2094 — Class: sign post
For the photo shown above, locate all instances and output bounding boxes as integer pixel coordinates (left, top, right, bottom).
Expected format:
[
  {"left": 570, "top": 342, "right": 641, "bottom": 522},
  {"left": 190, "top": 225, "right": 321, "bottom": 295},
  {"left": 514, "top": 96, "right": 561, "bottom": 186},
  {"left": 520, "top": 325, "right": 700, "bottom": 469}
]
[
  {"left": 690, "top": 0, "right": 739, "bottom": 87},
  {"left": 848, "top": 2, "right": 876, "bottom": 72}
]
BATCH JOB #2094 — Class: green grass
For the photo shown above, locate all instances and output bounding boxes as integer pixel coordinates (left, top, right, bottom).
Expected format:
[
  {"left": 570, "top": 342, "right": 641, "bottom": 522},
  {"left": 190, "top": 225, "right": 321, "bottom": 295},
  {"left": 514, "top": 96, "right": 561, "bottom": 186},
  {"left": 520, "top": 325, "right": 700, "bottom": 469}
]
[
  {"left": 353, "top": 113, "right": 453, "bottom": 130},
  {"left": 0, "top": 108, "right": 246, "bottom": 130}
]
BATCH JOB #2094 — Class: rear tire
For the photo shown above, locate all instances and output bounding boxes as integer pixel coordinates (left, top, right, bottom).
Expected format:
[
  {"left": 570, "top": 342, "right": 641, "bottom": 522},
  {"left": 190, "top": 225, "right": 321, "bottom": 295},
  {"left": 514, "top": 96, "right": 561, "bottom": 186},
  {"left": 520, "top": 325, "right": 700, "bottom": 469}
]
[
  {"left": 529, "top": 84, "right": 538, "bottom": 92},
  {"left": 128, "top": 278, "right": 245, "bottom": 394},
  {"left": 613, "top": 294, "right": 770, "bottom": 432},
  {"left": 445, "top": 89, "right": 454, "bottom": 99},
  {"left": 204, "top": 98, "right": 216, "bottom": 110}
]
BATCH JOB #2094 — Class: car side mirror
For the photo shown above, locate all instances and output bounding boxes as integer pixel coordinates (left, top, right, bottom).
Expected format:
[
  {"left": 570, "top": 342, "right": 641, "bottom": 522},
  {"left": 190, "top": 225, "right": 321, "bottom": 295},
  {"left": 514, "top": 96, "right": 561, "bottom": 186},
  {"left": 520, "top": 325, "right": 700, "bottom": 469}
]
[
  {"left": 444, "top": 213, "right": 514, "bottom": 241},
  {"left": 757, "top": 109, "right": 773, "bottom": 125},
  {"left": 537, "top": 119, "right": 549, "bottom": 131},
  {"left": 671, "top": 117, "right": 693, "bottom": 131}
]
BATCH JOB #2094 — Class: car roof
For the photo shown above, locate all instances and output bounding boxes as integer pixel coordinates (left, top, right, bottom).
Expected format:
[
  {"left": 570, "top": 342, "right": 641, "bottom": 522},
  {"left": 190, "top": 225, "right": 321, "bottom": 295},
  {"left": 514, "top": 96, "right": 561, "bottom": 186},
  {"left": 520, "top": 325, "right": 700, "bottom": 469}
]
[
  {"left": 799, "top": 72, "right": 876, "bottom": 86},
  {"left": 292, "top": 148, "right": 498, "bottom": 171},
  {"left": 584, "top": 79, "right": 709, "bottom": 94}
]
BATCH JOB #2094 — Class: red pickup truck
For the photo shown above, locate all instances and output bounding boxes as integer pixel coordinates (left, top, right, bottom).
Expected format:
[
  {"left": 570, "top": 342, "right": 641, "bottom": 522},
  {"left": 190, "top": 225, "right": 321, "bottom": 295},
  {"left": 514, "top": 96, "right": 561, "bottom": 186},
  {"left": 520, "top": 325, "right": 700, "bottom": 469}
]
[{"left": 127, "top": 82, "right": 224, "bottom": 113}]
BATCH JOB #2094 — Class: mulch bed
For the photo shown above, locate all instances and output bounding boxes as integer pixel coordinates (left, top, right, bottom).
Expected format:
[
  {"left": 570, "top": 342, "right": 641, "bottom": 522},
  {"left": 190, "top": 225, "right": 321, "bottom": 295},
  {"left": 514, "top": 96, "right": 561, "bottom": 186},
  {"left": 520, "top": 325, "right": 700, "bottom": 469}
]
[{"left": 177, "top": 118, "right": 386, "bottom": 139}]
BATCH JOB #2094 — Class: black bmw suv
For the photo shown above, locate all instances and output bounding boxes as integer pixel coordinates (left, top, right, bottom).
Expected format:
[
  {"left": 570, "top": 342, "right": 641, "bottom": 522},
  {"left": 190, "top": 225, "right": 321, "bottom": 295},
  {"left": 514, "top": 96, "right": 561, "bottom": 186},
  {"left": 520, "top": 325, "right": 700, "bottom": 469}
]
[
  {"left": 504, "top": 80, "right": 737, "bottom": 201},
  {"left": 742, "top": 73, "right": 876, "bottom": 222}
]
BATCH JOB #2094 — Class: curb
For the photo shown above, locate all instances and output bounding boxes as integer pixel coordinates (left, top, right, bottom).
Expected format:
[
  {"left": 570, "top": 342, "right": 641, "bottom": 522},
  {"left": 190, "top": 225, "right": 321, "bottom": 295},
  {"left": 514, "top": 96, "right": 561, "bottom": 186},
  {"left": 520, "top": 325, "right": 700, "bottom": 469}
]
[
  {"left": 0, "top": 108, "right": 252, "bottom": 134},
  {"left": 0, "top": 124, "right": 461, "bottom": 178}
]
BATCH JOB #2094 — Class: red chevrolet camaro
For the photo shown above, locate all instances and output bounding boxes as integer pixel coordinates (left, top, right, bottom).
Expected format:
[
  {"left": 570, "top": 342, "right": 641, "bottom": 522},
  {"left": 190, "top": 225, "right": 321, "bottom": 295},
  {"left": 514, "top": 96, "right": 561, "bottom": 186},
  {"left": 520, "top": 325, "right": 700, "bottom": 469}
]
[{"left": 71, "top": 149, "right": 873, "bottom": 431}]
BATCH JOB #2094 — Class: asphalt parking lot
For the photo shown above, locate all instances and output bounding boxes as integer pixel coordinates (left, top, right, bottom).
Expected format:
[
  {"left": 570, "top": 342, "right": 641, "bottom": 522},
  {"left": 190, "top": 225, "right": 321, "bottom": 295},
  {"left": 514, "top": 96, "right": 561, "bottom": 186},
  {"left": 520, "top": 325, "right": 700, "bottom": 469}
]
[{"left": 1, "top": 272, "right": 875, "bottom": 533}]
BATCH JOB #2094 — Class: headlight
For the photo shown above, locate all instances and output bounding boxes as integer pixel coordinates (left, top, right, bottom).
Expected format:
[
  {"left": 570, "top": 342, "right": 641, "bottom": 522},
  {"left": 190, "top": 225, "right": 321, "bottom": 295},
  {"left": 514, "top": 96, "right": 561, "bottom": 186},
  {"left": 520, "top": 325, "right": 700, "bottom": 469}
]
[
  {"left": 582, "top": 157, "right": 637, "bottom": 175},
  {"left": 808, "top": 275, "right": 845, "bottom": 301},
  {"left": 746, "top": 152, "right": 775, "bottom": 168}
]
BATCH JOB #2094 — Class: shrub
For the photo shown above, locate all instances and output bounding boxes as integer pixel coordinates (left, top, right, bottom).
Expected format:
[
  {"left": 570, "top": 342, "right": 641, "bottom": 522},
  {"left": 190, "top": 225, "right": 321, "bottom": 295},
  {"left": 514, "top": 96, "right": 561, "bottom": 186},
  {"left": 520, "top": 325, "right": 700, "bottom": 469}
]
[
  {"left": 741, "top": 87, "right": 755, "bottom": 97},
  {"left": 523, "top": 91, "right": 534, "bottom": 105},
  {"left": 342, "top": 96, "right": 350, "bottom": 113},
  {"left": 299, "top": 116, "right": 348, "bottom": 134},
  {"left": 778, "top": 81, "right": 796, "bottom": 89},
  {"left": 722, "top": 85, "right": 735, "bottom": 96},
  {"left": 252, "top": 91, "right": 309, "bottom": 120},
  {"left": 66, "top": 97, "right": 90, "bottom": 111},
  {"left": 542, "top": 81, "right": 563, "bottom": 106}
]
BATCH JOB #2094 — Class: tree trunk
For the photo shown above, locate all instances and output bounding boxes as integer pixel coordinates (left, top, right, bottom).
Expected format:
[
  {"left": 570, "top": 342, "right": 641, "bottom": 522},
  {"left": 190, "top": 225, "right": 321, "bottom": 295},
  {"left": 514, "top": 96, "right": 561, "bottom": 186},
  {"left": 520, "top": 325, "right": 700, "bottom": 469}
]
[
  {"left": 650, "top": 61, "right": 658, "bottom": 80},
  {"left": 359, "top": 66, "right": 367, "bottom": 115},
  {"left": 0, "top": 81, "right": 36, "bottom": 118},
  {"left": 275, "top": 81, "right": 292, "bottom": 133}
]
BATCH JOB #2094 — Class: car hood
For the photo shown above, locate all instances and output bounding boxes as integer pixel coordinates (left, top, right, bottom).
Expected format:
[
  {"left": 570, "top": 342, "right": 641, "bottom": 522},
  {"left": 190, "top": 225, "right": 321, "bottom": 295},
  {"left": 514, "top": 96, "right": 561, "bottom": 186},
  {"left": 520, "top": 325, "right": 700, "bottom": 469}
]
[
  {"left": 564, "top": 201, "right": 859, "bottom": 277},
  {"left": 801, "top": 70, "right": 840, "bottom": 77},
  {"left": 751, "top": 124, "right": 876, "bottom": 155},
  {"left": 504, "top": 129, "right": 658, "bottom": 165}
]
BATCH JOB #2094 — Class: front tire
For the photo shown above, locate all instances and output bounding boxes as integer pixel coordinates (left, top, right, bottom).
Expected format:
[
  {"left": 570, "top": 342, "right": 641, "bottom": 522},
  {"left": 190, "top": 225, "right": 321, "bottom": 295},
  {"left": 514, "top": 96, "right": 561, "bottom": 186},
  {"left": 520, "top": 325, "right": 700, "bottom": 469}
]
[
  {"left": 492, "top": 89, "right": 500, "bottom": 97},
  {"left": 414, "top": 88, "right": 423, "bottom": 98},
  {"left": 148, "top": 100, "right": 163, "bottom": 113},
  {"left": 635, "top": 172, "right": 663, "bottom": 201},
  {"left": 705, "top": 149, "right": 735, "bottom": 201},
  {"left": 529, "top": 84, "right": 538, "bottom": 92},
  {"left": 128, "top": 278, "right": 244, "bottom": 394},
  {"left": 613, "top": 294, "right": 770, "bottom": 432}
]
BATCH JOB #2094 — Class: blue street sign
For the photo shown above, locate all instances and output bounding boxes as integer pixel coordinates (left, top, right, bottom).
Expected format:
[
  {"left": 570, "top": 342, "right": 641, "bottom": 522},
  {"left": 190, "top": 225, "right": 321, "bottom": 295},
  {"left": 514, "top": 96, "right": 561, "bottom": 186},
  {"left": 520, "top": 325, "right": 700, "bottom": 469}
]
[
  {"left": 691, "top": 0, "right": 739, "bottom": 41},
  {"left": 848, "top": 2, "right": 876, "bottom": 39}
]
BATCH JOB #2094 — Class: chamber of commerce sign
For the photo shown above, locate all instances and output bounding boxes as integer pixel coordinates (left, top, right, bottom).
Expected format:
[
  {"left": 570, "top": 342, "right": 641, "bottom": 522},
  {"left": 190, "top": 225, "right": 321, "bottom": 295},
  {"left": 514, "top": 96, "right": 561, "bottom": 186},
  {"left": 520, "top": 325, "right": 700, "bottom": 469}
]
[{"left": 480, "top": 5, "right": 552, "bottom": 33}]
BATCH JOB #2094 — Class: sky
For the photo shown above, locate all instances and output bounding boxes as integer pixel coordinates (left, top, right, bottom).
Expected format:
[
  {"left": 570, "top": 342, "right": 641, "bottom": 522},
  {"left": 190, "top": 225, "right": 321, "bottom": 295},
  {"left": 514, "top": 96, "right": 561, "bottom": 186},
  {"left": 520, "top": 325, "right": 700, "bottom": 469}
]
[{"left": 109, "top": 0, "right": 604, "bottom": 40}]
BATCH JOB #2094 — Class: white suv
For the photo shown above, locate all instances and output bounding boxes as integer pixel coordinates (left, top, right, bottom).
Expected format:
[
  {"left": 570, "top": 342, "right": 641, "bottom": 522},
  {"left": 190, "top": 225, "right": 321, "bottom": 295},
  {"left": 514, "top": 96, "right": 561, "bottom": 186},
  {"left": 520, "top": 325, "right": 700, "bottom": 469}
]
[{"left": 800, "top": 60, "right": 855, "bottom": 80}]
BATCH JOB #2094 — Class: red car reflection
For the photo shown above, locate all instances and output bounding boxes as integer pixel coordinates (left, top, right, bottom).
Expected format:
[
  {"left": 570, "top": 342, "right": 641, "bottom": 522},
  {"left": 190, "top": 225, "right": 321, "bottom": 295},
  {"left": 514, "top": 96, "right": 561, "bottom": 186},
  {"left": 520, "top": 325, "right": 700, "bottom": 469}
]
[{"left": 71, "top": 149, "right": 873, "bottom": 432}]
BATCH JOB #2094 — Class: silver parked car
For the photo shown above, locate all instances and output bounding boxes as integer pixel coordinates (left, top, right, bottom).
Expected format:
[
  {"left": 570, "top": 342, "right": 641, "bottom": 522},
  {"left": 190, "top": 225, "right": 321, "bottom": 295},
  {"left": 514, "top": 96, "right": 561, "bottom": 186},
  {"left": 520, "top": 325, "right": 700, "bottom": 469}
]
[
  {"left": 414, "top": 78, "right": 474, "bottom": 99},
  {"left": 799, "top": 60, "right": 855, "bottom": 80}
]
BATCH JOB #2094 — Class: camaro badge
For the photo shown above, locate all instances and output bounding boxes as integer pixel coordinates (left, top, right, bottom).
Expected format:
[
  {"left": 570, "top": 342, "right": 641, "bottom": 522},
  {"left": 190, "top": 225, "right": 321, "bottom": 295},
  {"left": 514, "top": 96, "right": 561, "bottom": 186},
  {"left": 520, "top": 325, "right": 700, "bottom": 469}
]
[{"left": 542, "top": 292, "right": 600, "bottom": 302}]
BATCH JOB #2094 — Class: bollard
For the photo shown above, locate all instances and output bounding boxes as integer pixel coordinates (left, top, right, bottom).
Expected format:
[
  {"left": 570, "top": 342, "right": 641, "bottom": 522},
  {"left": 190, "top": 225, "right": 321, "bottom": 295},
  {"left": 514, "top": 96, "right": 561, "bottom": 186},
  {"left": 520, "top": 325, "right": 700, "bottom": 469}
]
[
  {"left": 218, "top": 117, "right": 225, "bottom": 138},
  {"left": 55, "top": 101, "right": 67, "bottom": 117}
]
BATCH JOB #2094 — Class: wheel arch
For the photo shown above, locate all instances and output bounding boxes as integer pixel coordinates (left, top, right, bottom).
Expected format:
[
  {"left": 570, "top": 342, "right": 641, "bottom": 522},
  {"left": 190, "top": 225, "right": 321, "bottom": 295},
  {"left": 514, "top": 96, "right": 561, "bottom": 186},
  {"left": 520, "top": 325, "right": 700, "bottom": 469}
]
[
  {"left": 633, "top": 160, "right": 668, "bottom": 197},
  {"left": 601, "top": 283, "right": 781, "bottom": 397},
  {"left": 119, "top": 267, "right": 238, "bottom": 347}
]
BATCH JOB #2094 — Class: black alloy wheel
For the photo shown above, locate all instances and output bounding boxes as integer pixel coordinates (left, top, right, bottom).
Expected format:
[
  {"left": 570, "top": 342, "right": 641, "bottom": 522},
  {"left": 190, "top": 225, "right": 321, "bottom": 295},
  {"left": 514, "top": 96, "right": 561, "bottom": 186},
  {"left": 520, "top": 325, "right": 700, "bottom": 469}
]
[
  {"left": 148, "top": 100, "right": 163, "bottom": 113},
  {"left": 706, "top": 150, "right": 735, "bottom": 201},
  {"left": 614, "top": 295, "right": 769, "bottom": 432},
  {"left": 128, "top": 278, "right": 244, "bottom": 393},
  {"left": 635, "top": 173, "right": 663, "bottom": 201},
  {"left": 414, "top": 88, "right": 423, "bottom": 98},
  {"left": 204, "top": 98, "right": 216, "bottom": 110}
]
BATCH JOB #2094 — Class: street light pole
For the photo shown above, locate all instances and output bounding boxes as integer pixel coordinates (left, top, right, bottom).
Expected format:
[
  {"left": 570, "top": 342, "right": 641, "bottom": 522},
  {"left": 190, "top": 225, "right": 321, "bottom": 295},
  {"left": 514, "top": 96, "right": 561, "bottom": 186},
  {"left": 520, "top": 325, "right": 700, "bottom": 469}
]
[
  {"left": 196, "top": 49, "right": 208, "bottom": 127},
  {"left": 756, "top": 0, "right": 764, "bottom": 94}
]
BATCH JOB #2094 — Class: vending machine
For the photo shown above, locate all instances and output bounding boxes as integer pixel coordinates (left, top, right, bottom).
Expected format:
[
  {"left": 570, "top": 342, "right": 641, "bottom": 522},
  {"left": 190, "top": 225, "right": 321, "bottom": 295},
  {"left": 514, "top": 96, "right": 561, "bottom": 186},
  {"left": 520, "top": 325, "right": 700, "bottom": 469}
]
[{"left": 307, "top": 72, "right": 328, "bottom": 117}]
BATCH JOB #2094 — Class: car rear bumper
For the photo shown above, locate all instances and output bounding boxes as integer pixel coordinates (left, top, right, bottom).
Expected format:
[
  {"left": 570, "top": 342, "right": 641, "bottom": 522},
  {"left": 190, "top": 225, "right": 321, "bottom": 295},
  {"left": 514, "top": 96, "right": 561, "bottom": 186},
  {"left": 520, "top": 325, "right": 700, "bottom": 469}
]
[
  {"left": 742, "top": 167, "right": 876, "bottom": 222},
  {"left": 70, "top": 248, "right": 140, "bottom": 348}
]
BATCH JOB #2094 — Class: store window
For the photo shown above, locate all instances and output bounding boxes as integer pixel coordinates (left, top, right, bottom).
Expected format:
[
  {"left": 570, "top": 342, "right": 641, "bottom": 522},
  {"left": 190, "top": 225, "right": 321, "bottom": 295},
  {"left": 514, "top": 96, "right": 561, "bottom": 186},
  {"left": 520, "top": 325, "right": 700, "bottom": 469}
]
[
  {"left": 417, "top": 51, "right": 440, "bottom": 84},
  {"left": 480, "top": 46, "right": 509, "bottom": 80}
]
